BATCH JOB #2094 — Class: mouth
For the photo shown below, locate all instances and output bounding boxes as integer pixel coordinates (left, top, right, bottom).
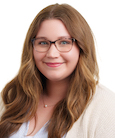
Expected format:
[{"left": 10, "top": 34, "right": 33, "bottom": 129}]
[{"left": 45, "top": 62, "right": 64, "bottom": 67}]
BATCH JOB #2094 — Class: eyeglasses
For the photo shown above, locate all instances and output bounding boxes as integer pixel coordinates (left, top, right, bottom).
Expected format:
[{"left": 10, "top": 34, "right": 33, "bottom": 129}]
[{"left": 31, "top": 37, "right": 75, "bottom": 52}]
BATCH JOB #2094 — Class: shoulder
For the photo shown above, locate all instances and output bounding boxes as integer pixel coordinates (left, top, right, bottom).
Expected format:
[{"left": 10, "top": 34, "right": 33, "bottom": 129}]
[
  {"left": 66, "top": 84, "right": 115, "bottom": 138},
  {"left": 85, "top": 84, "right": 115, "bottom": 130},
  {"left": 88, "top": 84, "right": 115, "bottom": 113},
  {"left": 0, "top": 92, "right": 5, "bottom": 120},
  {"left": 94, "top": 83, "right": 115, "bottom": 103}
]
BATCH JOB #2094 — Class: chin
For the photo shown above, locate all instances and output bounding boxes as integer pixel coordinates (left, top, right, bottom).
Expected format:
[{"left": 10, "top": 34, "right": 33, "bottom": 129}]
[
  {"left": 47, "top": 77, "right": 62, "bottom": 82},
  {"left": 46, "top": 75, "right": 70, "bottom": 82}
]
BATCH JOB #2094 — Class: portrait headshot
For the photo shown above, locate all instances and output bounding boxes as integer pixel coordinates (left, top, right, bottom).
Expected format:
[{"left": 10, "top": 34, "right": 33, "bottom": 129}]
[{"left": 0, "top": 1, "right": 115, "bottom": 138}]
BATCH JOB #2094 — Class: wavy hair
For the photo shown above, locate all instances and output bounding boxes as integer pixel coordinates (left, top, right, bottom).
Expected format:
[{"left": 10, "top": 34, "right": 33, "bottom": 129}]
[{"left": 0, "top": 3, "right": 99, "bottom": 138}]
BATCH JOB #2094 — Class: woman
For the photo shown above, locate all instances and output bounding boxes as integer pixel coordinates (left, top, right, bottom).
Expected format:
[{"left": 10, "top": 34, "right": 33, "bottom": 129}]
[{"left": 0, "top": 3, "right": 115, "bottom": 138}]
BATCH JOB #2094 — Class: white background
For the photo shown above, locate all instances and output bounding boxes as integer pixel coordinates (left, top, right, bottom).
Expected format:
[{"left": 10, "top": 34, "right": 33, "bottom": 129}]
[{"left": 0, "top": 0, "right": 115, "bottom": 93}]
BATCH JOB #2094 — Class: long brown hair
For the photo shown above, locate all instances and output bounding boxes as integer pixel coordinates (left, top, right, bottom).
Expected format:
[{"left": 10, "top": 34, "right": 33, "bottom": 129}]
[{"left": 0, "top": 3, "right": 99, "bottom": 138}]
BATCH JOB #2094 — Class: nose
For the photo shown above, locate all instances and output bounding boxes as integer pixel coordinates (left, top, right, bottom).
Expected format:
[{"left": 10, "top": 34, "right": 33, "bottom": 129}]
[{"left": 46, "top": 43, "right": 60, "bottom": 58}]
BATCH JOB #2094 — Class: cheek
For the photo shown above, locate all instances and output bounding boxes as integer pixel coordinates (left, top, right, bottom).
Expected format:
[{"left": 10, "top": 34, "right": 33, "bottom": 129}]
[
  {"left": 69, "top": 48, "right": 79, "bottom": 71},
  {"left": 33, "top": 50, "right": 44, "bottom": 65},
  {"left": 64, "top": 46, "right": 80, "bottom": 66}
]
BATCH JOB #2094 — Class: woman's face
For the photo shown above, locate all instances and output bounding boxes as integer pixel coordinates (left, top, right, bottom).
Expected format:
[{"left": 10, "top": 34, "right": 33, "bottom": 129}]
[{"left": 33, "top": 19, "right": 80, "bottom": 82}]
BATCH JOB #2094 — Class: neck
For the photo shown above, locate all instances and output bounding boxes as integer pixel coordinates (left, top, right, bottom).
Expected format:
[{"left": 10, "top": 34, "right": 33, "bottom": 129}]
[{"left": 45, "top": 78, "right": 70, "bottom": 100}]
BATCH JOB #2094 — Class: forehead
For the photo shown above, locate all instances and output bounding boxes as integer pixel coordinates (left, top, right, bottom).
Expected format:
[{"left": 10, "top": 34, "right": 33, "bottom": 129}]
[{"left": 36, "top": 19, "right": 71, "bottom": 40}]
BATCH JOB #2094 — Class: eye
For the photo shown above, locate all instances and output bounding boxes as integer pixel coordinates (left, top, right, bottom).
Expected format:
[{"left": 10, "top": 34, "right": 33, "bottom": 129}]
[
  {"left": 39, "top": 41, "right": 49, "bottom": 45},
  {"left": 60, "top": 40, "right": 71, "bottom": 45},
  {"left": 61, "top": 41, "right": 68, "bottom": 44}
]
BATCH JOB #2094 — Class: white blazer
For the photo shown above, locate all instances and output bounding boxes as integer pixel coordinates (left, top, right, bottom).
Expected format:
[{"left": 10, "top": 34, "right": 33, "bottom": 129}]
[{"left": 0, "top": 84, "right": 115, "bottom": 138}]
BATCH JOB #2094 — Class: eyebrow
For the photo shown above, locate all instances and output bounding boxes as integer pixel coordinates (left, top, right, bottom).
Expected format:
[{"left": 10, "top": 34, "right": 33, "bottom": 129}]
[{"left": 35, "top": 36, "right": 72, "bottom": 40}]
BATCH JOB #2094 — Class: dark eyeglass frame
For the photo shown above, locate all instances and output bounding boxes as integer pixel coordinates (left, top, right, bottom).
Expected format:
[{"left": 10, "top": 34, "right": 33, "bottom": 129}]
[{"left": 31, "top": 37, "right": 76, "bottom": 52}]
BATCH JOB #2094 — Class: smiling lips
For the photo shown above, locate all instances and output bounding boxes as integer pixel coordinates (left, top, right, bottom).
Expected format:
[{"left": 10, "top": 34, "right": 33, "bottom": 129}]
[{"left": 45, "top": 62, "right": 63, "bottom": 67}]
